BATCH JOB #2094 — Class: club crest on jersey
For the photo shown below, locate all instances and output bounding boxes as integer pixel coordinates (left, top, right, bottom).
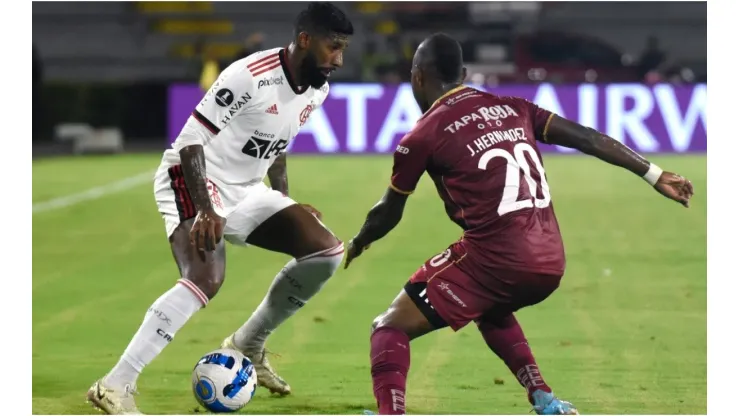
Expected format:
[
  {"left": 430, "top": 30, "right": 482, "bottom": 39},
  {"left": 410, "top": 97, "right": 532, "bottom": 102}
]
[
  {"left": 299, "top": 104, "right": 314, "bottom": 127},
  {"left": 215, "top": 89, "right": 234, "bottom": 107},
  {"left": 444, "top": 105, "right": 519, "bottom": 133}
]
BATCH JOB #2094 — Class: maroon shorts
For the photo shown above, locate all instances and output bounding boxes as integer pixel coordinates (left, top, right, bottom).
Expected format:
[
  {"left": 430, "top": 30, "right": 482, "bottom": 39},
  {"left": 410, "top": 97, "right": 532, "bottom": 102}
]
[{"left": 404, "top": 243, "right": 562, "bottom": 331}]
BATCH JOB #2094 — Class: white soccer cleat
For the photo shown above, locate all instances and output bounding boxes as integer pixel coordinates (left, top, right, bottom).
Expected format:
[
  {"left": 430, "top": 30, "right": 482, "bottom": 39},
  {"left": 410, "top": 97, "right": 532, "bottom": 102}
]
[
  {"left": 221, "top": 335, "right": 292, "bottom": 396},
  {"left": 86, "top": 379, "right": 142, "bottom": 415}
]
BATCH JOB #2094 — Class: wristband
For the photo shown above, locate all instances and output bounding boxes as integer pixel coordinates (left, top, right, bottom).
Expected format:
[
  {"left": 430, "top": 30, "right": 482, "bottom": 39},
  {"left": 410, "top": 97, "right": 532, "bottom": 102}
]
[{"left": 642, "top": 163, "right": 663, "bottom": 186}]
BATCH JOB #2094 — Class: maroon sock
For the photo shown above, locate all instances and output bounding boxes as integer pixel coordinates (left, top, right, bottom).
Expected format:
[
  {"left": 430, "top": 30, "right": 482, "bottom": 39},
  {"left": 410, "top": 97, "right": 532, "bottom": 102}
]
[
  {"left": 370, "top": 327, "right": 410, "bottom": 415},
  {"left": 477, "top": 314, "right": 551, "bottom": 404}
]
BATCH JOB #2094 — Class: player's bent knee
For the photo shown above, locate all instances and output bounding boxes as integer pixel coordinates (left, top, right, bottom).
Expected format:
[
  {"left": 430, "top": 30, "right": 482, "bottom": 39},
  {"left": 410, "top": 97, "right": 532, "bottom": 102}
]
[
  {"left": 303, "top": 229, "right": 341, "bottom": 257},
  {"left": 370, "top": 315, "right": 384, "bottom": 333},
  {"left": 298, "top": 241, "right": 344, "bottom": 267},
  {"left": 181, "top": 271, "right": 225, "bottom": 300}
]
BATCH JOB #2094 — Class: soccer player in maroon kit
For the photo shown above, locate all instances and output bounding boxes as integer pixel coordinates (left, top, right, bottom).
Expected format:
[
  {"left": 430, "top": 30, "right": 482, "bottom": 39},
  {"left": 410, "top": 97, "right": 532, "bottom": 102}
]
[{"left": 344, "top": 33, "right": 694, "bottom": 415}]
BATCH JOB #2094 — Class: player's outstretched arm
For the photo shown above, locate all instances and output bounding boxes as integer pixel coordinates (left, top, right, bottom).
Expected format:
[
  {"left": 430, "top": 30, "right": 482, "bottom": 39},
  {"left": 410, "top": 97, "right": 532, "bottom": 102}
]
[
  {"left": 344, "top": 188, "right": 410, "bottom": 268},
  {"left": 545, "top": 115, "right": 694, "bottom": 207}
]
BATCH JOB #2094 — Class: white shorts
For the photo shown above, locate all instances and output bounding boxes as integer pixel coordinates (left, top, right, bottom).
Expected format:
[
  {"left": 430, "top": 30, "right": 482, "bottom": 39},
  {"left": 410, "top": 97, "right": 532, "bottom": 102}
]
[{"left": 153, "top": 164, "right": 297, "bottom": 246}]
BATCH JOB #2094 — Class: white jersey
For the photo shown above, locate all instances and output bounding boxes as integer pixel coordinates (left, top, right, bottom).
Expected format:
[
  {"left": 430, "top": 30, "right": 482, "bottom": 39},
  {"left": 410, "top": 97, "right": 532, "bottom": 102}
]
[{"left": 162, "top": 47, "right": 330, "bottom": 186}]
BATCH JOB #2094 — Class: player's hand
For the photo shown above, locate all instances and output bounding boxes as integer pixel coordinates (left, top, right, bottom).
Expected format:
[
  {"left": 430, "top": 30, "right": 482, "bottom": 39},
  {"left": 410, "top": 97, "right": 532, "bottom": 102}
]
[
  {"left": 300, "top": 203, "right": 323, "bottom": 221},
  {"left": 653, "top": 171, "right": 694, "bottom": 208},
  {"left": 190, "top": 207, "right": 226, "bottom": 258},
  {"left": 344, "top": 238, "right": 371, "bottom": 269}
]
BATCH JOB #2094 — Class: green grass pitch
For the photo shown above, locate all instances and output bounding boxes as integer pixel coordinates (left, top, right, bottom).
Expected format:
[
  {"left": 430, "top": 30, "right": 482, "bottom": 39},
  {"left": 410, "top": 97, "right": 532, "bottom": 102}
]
[{"left": 32, "top": 154, "right": 706, "bottom": 415}]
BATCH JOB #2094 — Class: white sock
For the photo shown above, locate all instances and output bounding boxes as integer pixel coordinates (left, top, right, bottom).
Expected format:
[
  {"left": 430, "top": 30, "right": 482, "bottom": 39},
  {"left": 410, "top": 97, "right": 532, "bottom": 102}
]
[
  {"left": 103, "top": 279, "right": 208, "bottom": 389},
  {"left": 233, "top": 243, "right": 344, "bottom": 352}
]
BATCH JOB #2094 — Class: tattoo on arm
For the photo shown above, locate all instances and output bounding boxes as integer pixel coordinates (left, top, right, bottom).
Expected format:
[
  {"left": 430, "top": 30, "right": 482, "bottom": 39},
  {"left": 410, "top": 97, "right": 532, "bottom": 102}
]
[
  {"left": 354, "top": 188, "right": 409, "bottom": 247},
  {"left": 546, "top": 115, "right": 650, "bottom": 176},
  {"left": 179, "top": 145, "right": 212, "bottom": 211},
  {"left": 268, "top": 153, "right": 289, "bottom": 196}
]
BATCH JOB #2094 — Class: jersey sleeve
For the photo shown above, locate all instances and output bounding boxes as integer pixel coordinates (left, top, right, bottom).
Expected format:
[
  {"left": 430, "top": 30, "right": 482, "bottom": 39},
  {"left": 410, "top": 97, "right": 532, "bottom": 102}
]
[
  {"left": 389, "top": 131, "right": 431, "bottom": 195},
  {"left": 192, "top": 67, "right": 257, "bottom": 136},
  {"left": 524, "top": 99, "right": 556, "bottom": 143}
]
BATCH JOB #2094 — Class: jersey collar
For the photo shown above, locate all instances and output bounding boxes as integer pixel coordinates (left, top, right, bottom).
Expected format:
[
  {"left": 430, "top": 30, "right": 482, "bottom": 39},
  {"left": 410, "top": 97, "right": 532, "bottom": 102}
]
[
  {"left": 427, "top": 85, "right": 468, "bottom": 113},
  {"left": 279, "top": 48, "right": 308, "bottom": 95}
]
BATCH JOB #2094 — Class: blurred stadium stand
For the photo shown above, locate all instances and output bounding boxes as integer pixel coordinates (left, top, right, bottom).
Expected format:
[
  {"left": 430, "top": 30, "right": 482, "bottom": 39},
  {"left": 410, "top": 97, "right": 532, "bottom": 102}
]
[{"left": 32, "top": 1, "right": 706, "bottom": 153}]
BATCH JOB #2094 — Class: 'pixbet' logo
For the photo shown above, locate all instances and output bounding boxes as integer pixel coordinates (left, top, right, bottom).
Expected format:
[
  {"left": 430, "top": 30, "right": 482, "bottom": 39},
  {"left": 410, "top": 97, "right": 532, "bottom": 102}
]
[{"left": 258, "top": 76, "right": 284, "bottom": 89}]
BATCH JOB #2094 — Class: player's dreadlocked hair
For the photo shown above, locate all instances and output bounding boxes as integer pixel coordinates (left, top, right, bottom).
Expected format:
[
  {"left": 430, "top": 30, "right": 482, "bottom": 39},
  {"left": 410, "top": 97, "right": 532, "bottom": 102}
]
[
  {"left": 422, "top": 33, "right": 464, "bottom": 84},
  {"left": 294, "top": 2, "right": 354, "bottom": 38}
]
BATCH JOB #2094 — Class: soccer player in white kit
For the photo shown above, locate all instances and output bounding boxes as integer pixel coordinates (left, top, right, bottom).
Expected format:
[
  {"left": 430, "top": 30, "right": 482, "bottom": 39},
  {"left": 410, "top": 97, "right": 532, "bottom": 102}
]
[{"left": 86, "top": 3, "right": 353, "bottom": 414}]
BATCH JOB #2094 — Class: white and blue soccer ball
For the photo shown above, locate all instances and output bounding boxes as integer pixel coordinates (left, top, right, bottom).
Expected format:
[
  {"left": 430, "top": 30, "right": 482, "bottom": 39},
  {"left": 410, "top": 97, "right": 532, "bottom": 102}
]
[{"left": 192, "top": 348, "right": 258, "bottom": 413}]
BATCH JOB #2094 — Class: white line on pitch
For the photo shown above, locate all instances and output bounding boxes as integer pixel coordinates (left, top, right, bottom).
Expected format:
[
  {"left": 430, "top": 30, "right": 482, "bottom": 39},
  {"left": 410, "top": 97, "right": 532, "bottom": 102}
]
[{"left": 32, "top": 171, "right": 153, "bottom": 214}]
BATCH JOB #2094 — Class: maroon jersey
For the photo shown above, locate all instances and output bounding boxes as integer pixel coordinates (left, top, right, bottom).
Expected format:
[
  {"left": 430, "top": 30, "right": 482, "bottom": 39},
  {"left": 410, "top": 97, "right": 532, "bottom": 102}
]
[{"left": 390, "top": 86, "right": 565, "bottom": 275}]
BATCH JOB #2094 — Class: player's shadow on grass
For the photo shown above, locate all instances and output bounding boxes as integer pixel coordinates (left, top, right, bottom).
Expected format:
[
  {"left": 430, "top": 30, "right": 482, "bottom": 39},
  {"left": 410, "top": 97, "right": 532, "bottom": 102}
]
[{"left": 189, "top": 400, "right": 375, "bottom": 414}]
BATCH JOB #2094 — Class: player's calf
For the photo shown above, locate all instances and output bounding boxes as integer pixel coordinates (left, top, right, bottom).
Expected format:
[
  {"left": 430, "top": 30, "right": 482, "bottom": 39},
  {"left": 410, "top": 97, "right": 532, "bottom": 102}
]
[
  {"left": 477, "top": 314, "right": 555, "bottom": 405},
  {"left": 94, "top": 221, "right": 225, "bottom": 403},
  {"left": 368, "top": 290, "right": 440, "bottom": 414},
  {"left": 226, "top": 240, "right": 344, "bottom": 395},
  {"left": 232, "top": 240, "right": 345, "bottom": 352}
]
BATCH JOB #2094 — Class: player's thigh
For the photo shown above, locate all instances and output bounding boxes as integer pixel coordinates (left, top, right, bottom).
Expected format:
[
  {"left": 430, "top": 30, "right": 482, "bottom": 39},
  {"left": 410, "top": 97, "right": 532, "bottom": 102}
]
[
  {"left": 169, "top": 219, "right": 227, "bottom": 298},
  {"left": 504, "top": 269, "right": 562, "bottom": 311},
  {"left": 475, "top": 269, "right": 563, "bottom": 323},
  {"left": 225, "top": 185, "right": 339, "bottom": 258},
  {"left": 154, "top": 167, "right": 226, "bottom": 298},
  {"left": 373, "top": 289, "right": 440, "bottom": 341},
  {"left": 405, "top": 244, "right": 498, "bottom": 332}
]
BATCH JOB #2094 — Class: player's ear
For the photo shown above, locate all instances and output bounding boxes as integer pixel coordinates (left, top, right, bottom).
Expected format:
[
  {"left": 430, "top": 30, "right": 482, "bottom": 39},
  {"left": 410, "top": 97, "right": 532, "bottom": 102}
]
[{"left": 297, "top": 32, "right": 311, "bottom": 49}]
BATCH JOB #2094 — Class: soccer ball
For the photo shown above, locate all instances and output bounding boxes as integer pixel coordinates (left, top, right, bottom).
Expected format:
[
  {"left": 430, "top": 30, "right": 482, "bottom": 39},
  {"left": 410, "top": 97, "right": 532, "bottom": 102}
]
[{"left": 191, "top": 348, "right": 258, "bottom": 413}]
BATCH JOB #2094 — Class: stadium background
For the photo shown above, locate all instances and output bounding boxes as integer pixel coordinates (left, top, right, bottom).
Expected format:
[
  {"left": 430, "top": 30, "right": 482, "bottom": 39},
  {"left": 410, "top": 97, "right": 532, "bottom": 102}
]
[{"left": 32, "top": 1, "right": 707, "bottom": 415}]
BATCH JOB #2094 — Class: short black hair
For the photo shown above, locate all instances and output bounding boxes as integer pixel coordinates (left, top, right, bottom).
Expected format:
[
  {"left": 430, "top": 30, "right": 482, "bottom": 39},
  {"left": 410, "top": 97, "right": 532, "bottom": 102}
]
[
  {"left": 418, "top": 33, "right": 463, "bottom": 83},
  {"left": 294, "top": 2, "right": 354, "bottom": 38}
]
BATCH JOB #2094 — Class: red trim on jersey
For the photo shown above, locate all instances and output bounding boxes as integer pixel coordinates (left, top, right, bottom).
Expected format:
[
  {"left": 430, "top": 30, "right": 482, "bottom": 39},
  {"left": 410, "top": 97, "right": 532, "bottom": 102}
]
[
  {"left": 252, "top": 62, "right": 282, "bottom": 77},
  {"left": 247, "top": 53, "right": 279, "bottom": 71},
  {"left": 248, "top": 57, "right": 280, "bottom": 75}
]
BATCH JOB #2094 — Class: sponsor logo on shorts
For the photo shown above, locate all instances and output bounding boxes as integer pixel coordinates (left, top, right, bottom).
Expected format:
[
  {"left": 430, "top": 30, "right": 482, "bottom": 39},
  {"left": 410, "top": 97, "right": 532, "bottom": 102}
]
[{"left": 438, "top": 282, "right": 467, "bottom": 308}]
